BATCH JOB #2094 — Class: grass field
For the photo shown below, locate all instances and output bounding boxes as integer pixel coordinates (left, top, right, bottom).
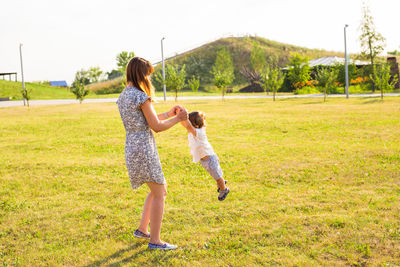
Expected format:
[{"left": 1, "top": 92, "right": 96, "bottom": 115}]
[{"left": 0, "top": 97, "right": 399, "bottom": 266}]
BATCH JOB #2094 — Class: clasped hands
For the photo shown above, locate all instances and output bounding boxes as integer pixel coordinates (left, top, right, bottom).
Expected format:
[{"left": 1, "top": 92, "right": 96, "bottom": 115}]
[{"left": 167, "top": 105, "right": 188, "bottom": 121}]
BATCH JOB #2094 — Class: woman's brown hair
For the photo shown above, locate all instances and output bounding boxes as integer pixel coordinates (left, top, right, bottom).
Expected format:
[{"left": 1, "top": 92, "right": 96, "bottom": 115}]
[
  {"left": 126, "top": 57, "right": 155, "bottom": 98},
  {"left": 189, "top": 111, "right": 206, "bottom": 128}
]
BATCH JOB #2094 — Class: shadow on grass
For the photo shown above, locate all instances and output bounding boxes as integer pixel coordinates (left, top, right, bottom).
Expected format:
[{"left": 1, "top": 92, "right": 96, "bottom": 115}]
[
  {"left": 302, "top": 101, "right": 324, "bottom": 105},
  {"left": 361, "top": 98, "right": 383, "bottom": 104},
  {"left": 84, "top": 242, "right": 144, "bottom": 267},
  {"left": 108, "top": 250, "right": 174, "bottom": 266},
  {"left": 84, "top": 242, "right": 176, "bottom": 267}
]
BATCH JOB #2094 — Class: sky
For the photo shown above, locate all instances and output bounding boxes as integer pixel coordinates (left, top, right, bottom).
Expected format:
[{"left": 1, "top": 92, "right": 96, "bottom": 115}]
[{"left": 1, "top": 0, "right": 399, "bottom": 84}]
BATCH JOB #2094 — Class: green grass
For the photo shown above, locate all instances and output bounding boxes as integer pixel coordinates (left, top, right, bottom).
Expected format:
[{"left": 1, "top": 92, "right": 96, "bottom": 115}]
[
  {"left": 0, "top": 80, "right": 76, "bottom": 100},
  {"left": 1, "top": 97, "right": 400, "bottom": 266}
]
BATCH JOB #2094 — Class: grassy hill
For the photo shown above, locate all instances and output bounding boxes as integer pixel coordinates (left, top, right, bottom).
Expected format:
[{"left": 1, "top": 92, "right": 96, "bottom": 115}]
[
  {"left": 88, "top": 36, "right": 343, "bottom": 94},
  {"left": 151, "top": 36, "right": 343, "bottom": 90},
  {"left": 0, "top": 80, "right": 75, "bottom": 100}
]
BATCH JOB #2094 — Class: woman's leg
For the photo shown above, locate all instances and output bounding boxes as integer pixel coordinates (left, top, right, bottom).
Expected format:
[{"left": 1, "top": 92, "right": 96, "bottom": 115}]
[
  {"left": 137, "top": 192, "right": 153, "bottom": 234},
  {"left": 146, "top": 182, "right": 167, "bottom": 245}
]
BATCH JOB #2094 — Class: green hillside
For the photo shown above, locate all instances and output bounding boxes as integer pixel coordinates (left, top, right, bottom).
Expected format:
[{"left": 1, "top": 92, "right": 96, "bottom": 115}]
[
  {"left": 151, "top": 36, "right": 343, "bottom": 90},
  {"left": 0, "top": 80, "right": 75, "bottom": 100}
]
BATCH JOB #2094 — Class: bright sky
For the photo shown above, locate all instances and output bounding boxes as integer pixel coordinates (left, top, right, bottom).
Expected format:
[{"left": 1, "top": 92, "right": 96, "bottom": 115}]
[{"left": 1, "top": 0, "right": 399, "bottom": 84}]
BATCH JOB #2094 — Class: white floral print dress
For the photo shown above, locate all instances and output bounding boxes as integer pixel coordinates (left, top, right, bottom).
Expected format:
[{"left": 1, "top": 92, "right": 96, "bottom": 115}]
[{"left": 117, "top": 86, "right": 166, "bottom": 189}]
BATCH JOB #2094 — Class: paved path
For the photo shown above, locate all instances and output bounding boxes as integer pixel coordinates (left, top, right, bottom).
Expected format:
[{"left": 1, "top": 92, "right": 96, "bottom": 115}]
[{"left": 1, "top": 93, "right": 399, "bottom": 108}]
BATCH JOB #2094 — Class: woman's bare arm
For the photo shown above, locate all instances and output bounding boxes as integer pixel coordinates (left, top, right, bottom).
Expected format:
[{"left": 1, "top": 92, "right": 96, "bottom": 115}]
[
  {"left": 157, "top": 106, "right": 182, "bottom": 120},
  {"left": 142, "top": 100, "right": 187, "bottom": 133}
]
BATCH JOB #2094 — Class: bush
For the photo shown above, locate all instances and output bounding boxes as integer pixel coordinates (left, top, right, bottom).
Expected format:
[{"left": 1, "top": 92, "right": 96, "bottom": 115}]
[
  {"left": 287, "top": 53, "right": 311, "bottom": 90},
  {"left": 87, "top": 77, "right": 125, "bottom": 95},
  {"left": 334, "top": 63, "right": 357, "bottom": 86},
  {"left": 348, "top": 84, "right": 372, "bottom": 94},
  {"left": 70, "top": 82, "right": 89, "bottom": 103},
  {"left": 327, "top": 86, "right": 342, "bottom": 94},
  {"left": 294, "top": 86, "right": 321, "bottom": 95}
]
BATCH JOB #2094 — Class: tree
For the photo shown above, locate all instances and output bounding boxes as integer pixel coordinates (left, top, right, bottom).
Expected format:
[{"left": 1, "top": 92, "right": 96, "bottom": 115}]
[
  {"left": 21, "top": 87, "right": 31, "bottom": 107},
  {"left": 165, "top": 64, "right": 186, "bottom": 101},
  {"left": 388, "top": 46, "right": 400, "bottom": 56},
  {"left": 70, "top": 81, "right": 89, "bottom": 103},
  {"left": 315, "top": 67, "right": 338, "bottom": 102},
  {"left": 72, "top": 69, "right": 90, "bottom": 88},
  {"left": 117, "top": 51, "right": 135, "bottom": 74},
  {"left": 287, "top": 53, "right": 311, "bottom": 90},
  {"left": 211, "top": 47, "right": 234, "bottom": 100},
  {"left": 106, "top": 69, "right": 123, "bottom": 80},
  {"left": 359, "top": 3, "right": 386, "bottom": 92},
  {"left": 250, "top": 43, "right": 266, "bottom": 75},
  {"left": 369, "top": 64, "right": 398, "bottom": 100},
  {"left": 260, "top": 56, "right": 285, "bottom": 101},
  {"left": 88, "top": 67, "right": 103, "bottom": 83},
  {"left": 188, "top": 76, "right": 200, "bottom": 92}
]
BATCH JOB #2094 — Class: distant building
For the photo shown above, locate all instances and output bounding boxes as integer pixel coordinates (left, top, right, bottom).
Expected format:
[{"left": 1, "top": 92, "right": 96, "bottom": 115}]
[
  {"left": 282, "top": 56, "right": 369, "bottom": 70},
  {"left": 307, "top": 56, "right": 369, "bottom": 67},
  {"left": 49, "top": 81, "right": 68, "bottom": 87},
  {"left": 387, "top": 56, "right": 400, "bottom": 89}
]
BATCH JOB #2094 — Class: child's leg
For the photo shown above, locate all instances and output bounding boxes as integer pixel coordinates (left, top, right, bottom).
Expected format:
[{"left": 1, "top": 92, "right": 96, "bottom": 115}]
[
  {"left": 200, "top": 155, "right": 226, "bottom": 190},
  {"left": 216, "top": 177, "right": 226, "bottom": 191}
]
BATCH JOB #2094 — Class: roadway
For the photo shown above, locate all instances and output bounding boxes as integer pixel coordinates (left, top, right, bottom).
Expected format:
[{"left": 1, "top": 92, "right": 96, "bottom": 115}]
[{"left": 1, "top": 93, "right": 399, "bottom": 108}]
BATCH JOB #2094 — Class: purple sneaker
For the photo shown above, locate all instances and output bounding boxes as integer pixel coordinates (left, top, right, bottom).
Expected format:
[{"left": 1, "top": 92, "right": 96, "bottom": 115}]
[
  {"left": 133, "top": 229, "right": 150, "bottom": 239},
  {"left": 218, "top": 187, "right": 230, "bottom": 201},
  {"left": 148, "top": 242, "right": 178, "bottom": 250}
]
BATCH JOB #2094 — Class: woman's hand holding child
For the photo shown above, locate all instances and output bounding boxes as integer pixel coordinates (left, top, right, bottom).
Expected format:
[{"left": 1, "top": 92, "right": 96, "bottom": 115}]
[{"left": 176, "top": 107, "right": 188, "bottom": 121}]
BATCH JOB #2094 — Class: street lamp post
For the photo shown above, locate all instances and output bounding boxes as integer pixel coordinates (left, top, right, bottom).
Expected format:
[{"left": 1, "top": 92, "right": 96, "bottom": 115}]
[
  {"left": 344, "top": 24, "right": 349, "bottom": 99},
  {"left": 161, "top": 37, "right": 166, "bottom": 101},
  {"left": 19, "top": 43, "right": 26, "bottom": 106}
]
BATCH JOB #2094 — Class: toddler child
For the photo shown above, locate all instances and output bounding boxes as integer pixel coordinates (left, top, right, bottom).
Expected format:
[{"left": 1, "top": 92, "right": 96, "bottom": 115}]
[{"left": 181, "top": 111, "right": 230, "bottom": 201}]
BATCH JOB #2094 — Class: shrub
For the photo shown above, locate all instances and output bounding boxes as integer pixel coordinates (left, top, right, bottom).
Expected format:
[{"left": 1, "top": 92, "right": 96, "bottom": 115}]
[
  {"left": 166, "top": 64, "right": 186, "bottom": 101},
  {"left": 350, "top": 76, "right": 369, "bottom": 85},
  {"left": 369, "top": 63, "right": 399, "bottom": 99},
  {"left": 88, "top": 77, "right": 125, "bottom": 95},
  {"left": 188, "top": 76, "right": 200, "bottom": 92},
  {"left": 293, "top": 80, "right": 318, "bottom": 89},
  {"left": 334, "top": 63, "right": 357, "bottom": 86},
  {"left": 211, "top": 46, "right": 234, "bottom": 100},
  {"left": 327, "top": 86, "right": 342, "bottom": 94},
  {"left": 315, "top": 67, "right": 339, "bottom": 101},
  {"left": 70, "top": 81, "right": 89, "bottom": 103},
  {"left": 287, "top": 53, "right": 311, "bottom": 90},
  {"left": 294, "top": 86, "right": 321, "bottom": 95}
]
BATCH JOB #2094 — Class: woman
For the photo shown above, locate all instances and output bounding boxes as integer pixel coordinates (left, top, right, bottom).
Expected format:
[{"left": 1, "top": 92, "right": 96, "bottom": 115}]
[{"left": 117, "top": 57, "right": 187, "bottom": 250}]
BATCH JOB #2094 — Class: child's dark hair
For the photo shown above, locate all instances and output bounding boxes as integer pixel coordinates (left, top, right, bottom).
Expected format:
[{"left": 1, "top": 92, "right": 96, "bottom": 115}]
[{"left": 189, "top": 111, "right": 206, "bottom": 128}]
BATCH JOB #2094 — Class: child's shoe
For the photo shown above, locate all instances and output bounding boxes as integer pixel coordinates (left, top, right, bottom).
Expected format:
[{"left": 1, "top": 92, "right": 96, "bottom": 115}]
[{"left": 218, "top": 187, "right": 230, "bottom": 201}]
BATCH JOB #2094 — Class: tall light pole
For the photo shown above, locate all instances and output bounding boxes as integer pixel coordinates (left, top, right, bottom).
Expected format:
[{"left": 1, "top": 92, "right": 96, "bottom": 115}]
[
  {"left": 161, "top": 37, "right": 166, "bottom": 101},
  {"left": 19, "top": 43, "right": 26, "bottom": 106},
  {"left": 344, "top": 24, "right": 349, "bottom": 99}
]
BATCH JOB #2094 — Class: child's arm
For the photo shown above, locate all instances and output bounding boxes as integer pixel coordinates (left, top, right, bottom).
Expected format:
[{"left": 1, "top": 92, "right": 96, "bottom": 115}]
[{"left": 180, "top": 119, "right": 197, "bottom": 136}]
